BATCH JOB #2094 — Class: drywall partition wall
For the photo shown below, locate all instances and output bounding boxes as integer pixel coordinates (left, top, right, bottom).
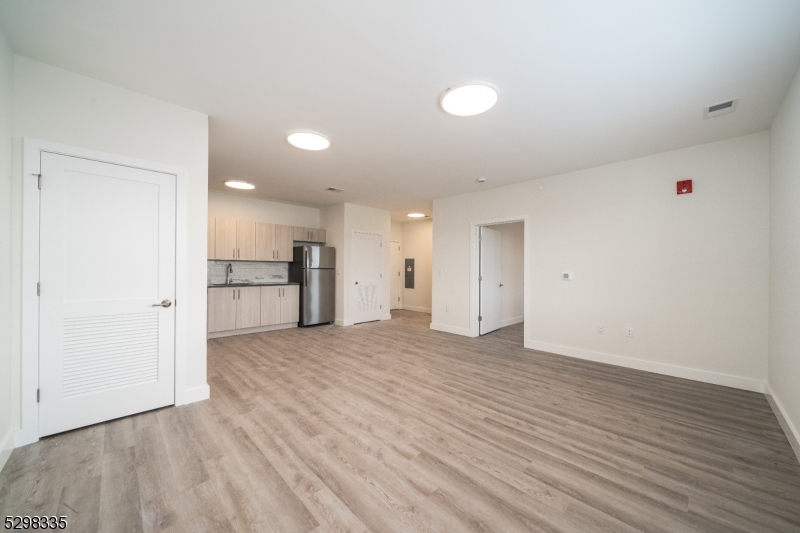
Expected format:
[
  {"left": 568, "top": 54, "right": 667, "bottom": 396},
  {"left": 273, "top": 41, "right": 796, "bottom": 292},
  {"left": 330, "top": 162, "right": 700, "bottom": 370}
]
[
  {"left": 208, "top": 191, "right": 320, "bottom": 228},
  {"left": 432, "top": 132, "right": 769, "bottom": 391},
  {"left": 391, "top": 220, "right": 403, "bottom": 242},
  {"left": 11, "top": 57, "right": 210, "bottom": 417},
  {"left": 497, "top": 222, "right": 524, "bottom": 326},
  {"left": 343, "top": 203, "right": 391, "bottom": 324},
  {"left": 0, "top": 27, "right": 14, "bottom": 471},
  {"left": 401, "top": 219, "right": 433, "bottom": 313},
  {"left": 320, "top": 203, "right": 345, "bottom": 323},
  {"left": 769, "top": 63, "right": 800, "bottom": 458}
]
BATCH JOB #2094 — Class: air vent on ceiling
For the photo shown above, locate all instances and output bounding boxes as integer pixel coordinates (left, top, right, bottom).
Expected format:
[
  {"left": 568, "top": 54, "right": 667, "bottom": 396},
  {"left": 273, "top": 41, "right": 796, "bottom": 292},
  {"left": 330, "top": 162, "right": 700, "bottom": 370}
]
[
  {"left": 326, "top": 187, "right": 344, "bottom": 192},
  {"left": 704, "top": 98, "right": 738, "bottom": 119}
]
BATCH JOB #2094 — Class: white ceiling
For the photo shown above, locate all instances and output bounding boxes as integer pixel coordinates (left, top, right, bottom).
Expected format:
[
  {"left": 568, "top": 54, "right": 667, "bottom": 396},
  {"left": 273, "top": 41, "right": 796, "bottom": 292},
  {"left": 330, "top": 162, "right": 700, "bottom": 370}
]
[{"left": 3, "top": 1, "right": 800, "bottom": 221}]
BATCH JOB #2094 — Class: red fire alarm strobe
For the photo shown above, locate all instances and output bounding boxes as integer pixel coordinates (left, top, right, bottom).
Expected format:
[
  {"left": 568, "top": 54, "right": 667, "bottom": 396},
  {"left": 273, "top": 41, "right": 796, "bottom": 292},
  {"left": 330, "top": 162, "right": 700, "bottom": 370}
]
[{"left": 677, "top": 180, "right": 693, "bottom": 195}]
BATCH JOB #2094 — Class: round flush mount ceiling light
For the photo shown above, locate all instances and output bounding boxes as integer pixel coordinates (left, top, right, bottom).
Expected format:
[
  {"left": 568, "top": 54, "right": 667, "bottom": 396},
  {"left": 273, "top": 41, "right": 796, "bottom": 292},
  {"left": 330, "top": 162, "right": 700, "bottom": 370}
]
[
  {"left": 224, "top": 180, "right": 255, "bottom": 190},
  {"left": 408, "top": 213, "right": 426, "bottom": 218},
  {"left": 287, "top": 131, "right": 330, "bottom": 151},
  {"left": 440, "top": 81, "right": 499, "bottom": 116}
]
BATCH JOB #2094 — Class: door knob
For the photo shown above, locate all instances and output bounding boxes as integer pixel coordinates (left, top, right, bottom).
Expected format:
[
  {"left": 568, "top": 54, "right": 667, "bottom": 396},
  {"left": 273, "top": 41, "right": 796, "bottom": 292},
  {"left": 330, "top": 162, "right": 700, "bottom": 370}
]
[
  {"left": 152, "top": 299, "right": 172, "bottom": 308},
  {"left": 355, "top": 281, "right": 358, "bottom": 285}
]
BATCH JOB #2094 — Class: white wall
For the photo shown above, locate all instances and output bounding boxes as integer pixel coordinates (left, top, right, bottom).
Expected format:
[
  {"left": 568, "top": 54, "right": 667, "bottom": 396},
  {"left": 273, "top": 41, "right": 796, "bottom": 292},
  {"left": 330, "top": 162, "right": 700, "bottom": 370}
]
[
  {"left": 401, "top": 220, "right": 433, "bottom": 313},
  {"left": 10, "top": 57, "right": 209, "bottom": 433},
  {"left": 320, "top": 203, "right": 345, "bottom": 322},
  {"left": 208, "top": 191, "right": 320, "bottom": 228},
  {"left": 391, "top": 220, "right": 403, "bottom": 242},
  {"left": 497, "top": 222, "right": 524, "bottom": 326},
  {"left": 769, "top": 64, "right": 800, "bottom": 455},
  {"left": 433, "top": 132, "right": 769, "bottom": 391},
  {"left": 0, "top": 26, "right": 14, "bottom": 471}
]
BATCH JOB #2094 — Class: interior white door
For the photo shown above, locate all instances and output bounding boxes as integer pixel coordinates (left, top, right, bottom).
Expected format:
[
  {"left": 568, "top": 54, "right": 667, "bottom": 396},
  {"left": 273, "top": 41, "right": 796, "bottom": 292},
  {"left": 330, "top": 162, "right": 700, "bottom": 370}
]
[
  {"left": 352, "top": 231, "right": 383, "bottom": 324},
  {"left": 479, "top": 226, "right": 502, "bottom": 335},
  {"left": 39, "top": 152, "right": 176, "bottom": 437},
  {"left": 390, "top": 241, "right": 402, "bottom": 310}
]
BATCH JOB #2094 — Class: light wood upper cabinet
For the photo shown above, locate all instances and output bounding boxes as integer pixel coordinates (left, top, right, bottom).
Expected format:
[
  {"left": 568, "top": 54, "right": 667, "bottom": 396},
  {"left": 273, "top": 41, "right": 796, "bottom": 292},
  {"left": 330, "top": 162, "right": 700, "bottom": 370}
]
[
  {"left": 207, "top": 217, "right": 215, "bottom": 259},
  {"left": 210, "top": 217, "right": 325, "bottom": 259},
  {"left": 214, "top": 218, "right": 237, "bottom": 260},
  {"left": 260, "top": 286, "right": 282, "bottom": 326},
  {"left": 236, "top": 220, "right": 256, "bottom": 260},
  {"left": 293, "top": 226, "right": 309, "bottom": 242},
  {"left": 255, "top": 222, "right": 276, "bottom": 261},
  {"left": 236, "top": 287, "right": 261, "bottom": 329},
  {"left": 281, "top": 285, "right": 300, "bottom": 324},
  {"left": 293, "top": 226, "right": 326, "bottom": 243},
  {"left": 275, "top": 224, "right": 294, "bottom": 261},
  {"left": 208, "top": 287, "right": 237, "bottom": 333}
]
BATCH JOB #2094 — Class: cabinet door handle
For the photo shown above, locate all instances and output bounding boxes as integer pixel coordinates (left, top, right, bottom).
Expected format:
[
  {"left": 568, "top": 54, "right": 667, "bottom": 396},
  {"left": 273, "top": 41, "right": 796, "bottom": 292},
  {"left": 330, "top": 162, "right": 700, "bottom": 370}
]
[
  {"left": 238, "top": 289, "right": 240, "bottom": 299},
  {"left": 232, "top": 290, "right": 235, "bottom": 300},
  {"left": 233, "top": 248, "right": 235, "bottom": 259}
]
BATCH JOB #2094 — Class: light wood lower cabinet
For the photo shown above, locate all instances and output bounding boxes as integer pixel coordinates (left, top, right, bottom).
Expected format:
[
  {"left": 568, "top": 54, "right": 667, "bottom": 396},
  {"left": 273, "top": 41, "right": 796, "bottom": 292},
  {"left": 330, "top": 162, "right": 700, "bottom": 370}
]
[
  {"left": 261, "top": 285, "right": 299, "bottom": 326},
  {"left": 209, "top": 285, "right": 299, "bottom": 335},
  {"left": 281, "top": 285, "right": 300, "bottom": 323},
  {"left": 235, "top": 287, "right": 261, "bottom": 329},
  {"left": 208, "top": 287, "right": 237, "bottom": 333},
  {"left": 260, "top": 286, "right": 282, "bottom": 326}
]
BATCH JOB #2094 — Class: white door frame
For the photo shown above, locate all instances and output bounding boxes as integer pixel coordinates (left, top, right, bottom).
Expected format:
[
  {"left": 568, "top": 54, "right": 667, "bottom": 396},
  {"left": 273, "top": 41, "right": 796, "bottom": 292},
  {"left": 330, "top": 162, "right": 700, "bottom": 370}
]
[
  {"left": 19, "top": 138, "right": 189, "bottom": 447},
  {"left": 390, "top": 240, "right": 402, "bottom": 310},
  {"left": 470, "top": 216, "right": 529, "bottom": 338}
]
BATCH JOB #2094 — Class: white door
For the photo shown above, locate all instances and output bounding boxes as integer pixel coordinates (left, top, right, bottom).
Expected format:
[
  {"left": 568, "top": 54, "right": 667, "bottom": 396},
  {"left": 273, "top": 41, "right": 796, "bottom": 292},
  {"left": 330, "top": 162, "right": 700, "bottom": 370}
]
[
  {"left": 39, "top": 153, "right": 176, "bottom": 437},
  {"left": 479, "top": 226, "right": 502, "bottom": 335},
  {"left": 390, "top": 241, "right": 402, "bottom": 310},
  {"left": 353, "top": 231, "right": 383, "bottom": 324}
]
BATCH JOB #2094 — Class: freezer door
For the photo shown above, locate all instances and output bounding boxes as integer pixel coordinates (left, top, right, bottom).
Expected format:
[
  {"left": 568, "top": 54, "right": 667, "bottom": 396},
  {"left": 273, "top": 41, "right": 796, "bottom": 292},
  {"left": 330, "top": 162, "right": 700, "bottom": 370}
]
[
  {"left": 294, "top": 245, "right": 336, "bottom": 269},
  {"left": 301, "top": 268, "right": 335, "bottom": 325}
]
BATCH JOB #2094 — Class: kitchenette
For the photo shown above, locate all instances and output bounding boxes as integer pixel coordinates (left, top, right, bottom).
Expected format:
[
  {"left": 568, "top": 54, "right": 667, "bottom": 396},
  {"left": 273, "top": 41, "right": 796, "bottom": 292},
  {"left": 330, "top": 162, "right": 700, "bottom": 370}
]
[{"left": 207, "top": 216, "right": 334, "bottom": 338}]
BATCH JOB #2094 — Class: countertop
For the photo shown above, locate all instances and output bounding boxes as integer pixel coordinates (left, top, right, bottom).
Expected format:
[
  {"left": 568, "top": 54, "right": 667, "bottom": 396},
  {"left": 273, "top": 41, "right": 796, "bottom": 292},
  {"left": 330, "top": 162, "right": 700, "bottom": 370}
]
[{"left": 207, "top": 281, "right": 299, "bottom": 288}]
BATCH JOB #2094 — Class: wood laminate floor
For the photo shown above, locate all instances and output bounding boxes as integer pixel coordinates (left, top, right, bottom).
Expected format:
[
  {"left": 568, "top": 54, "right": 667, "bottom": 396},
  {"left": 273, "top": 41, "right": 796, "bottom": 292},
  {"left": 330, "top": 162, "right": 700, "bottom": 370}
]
[{"left": 2, "top": 310, "right": 799, "bottom": 532}]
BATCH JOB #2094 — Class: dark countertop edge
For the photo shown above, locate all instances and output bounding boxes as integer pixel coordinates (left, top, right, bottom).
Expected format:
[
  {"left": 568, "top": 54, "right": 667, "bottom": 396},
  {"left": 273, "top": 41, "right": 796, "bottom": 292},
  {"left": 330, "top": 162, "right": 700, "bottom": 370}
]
[{"left": 208, "top": 282, "right": 299, "bottom": 288}]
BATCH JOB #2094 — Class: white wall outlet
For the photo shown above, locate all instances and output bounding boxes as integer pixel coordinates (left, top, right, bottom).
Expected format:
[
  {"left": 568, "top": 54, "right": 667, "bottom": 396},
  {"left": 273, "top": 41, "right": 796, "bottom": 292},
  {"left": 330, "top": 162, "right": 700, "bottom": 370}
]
[
  {"left": 597, "top": 325, "right": 604, "bottom": 334},
  {"left": 562, "top": 272, "right": 573, "bottom": 281},
  {"left": 625, "top": 327, "right": 634, "bottom": 338}
]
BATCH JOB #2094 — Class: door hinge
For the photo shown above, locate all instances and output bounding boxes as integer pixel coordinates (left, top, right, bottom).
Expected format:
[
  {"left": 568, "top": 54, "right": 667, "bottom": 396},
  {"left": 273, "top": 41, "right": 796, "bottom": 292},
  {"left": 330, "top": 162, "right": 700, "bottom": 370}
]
[
  {"left": 397, "top": 297, "right": 400, "bottom": 302},
  {"left": 37, "top": 282, "right": 40, "bottom": 296},
  {"left": 380, "top": 274, "right": 382, "bottom": 278},
  {"left": 479, "top": 275, "right": 483, "bottom": 282},
  {"left": 37, "top": 389, "right": 40, "bottom": 403},
  {"left": 479, "top": 235, "right": 482, "bottom": 241},
  {"left": 478, "top": 316, "right": 483, "bottom": 322},
  {"left": 35, "top": 174, "right": 41, "bottom": 189},
  {"left": 380, "top": 305, "right": 382, "bottom": 309}
]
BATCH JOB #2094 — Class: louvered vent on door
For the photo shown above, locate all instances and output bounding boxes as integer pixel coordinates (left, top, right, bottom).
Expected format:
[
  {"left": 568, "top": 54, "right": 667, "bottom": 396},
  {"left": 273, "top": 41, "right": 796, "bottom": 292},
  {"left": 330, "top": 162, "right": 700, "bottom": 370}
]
[
  {"left": 357, "top": 284, "right": 378, "bottom": 312},
  {"left": 62, "top": 313, "right": 159, "bottom": 398}
]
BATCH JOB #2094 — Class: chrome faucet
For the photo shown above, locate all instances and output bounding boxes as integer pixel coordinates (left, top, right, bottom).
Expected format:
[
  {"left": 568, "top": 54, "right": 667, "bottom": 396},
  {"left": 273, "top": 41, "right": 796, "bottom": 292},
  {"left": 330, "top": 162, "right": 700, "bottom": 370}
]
[{"left": 226, "top": 263, "right": 233, "bottom": 284}]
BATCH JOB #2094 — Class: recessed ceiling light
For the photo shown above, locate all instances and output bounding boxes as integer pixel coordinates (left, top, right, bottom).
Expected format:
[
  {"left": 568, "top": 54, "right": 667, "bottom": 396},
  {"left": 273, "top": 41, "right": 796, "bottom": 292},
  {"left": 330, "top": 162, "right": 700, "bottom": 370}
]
[
  {"left": 440, "top": 81, "right": 499, "bottom": 117},
  {"left": 408, "top": 213, "right": 426, "bottom": 218},
  {"left": 225, "top": 180, "right": 255, "bottom": 190},
  {"left": 287, "top": 131, "right": 330, "bottom": 150}
]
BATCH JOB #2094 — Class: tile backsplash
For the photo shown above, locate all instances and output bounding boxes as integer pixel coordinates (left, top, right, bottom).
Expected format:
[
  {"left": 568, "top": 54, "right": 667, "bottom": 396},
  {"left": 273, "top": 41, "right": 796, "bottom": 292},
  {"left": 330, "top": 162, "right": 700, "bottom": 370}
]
[{"left": 208, "top": 261, "right": 289, "bottom": 284}]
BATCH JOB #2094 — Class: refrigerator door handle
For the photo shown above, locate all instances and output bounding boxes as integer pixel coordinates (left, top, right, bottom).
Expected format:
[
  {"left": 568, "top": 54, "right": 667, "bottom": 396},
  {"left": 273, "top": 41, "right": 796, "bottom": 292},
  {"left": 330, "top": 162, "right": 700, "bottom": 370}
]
[
  {"left": 304, "top": 248, "right": 309, "bottom": 269},
  {"left": 304, "top": 269, "right": 308, "bottom": 287}
]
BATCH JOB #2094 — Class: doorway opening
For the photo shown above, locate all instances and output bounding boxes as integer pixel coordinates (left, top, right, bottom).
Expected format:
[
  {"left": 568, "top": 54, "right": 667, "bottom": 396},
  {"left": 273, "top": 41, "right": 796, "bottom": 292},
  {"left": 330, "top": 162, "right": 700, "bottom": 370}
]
[{"left": 474, "top": 219, "right": 525, "bottom": 344}]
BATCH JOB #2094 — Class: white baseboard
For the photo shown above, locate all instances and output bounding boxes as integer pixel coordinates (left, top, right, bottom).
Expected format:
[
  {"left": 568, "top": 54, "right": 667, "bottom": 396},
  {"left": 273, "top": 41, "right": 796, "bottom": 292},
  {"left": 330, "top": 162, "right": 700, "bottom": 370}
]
[
  {"left": 335, "top": 318, "right": 354, "bottom": 326},
  {"left": 208, "top": 322, "right": 296, "bottom": 338},
  {"left": 765, "top": 383, "right": 800, "bottom": 464},
  {"left": 501, "top": 316, "right": 523, "bottom": 327},
  {"left": 381, "top": 313, "right": 392, "bottom": 321},
  {"left": 430, "top": 322, "right": 473, "bottom": 337},
  {"left": 0, "top": 428, "right": 15, "bottom": 474},
  {"left": 180, "top": 384, "right": 210, "bottom": 405},
  {"left": 525, "top": 340, "right": 765, "bottom": 393},
  {"left": 402, "top": 305, "right": 432, "bottom": 314}
]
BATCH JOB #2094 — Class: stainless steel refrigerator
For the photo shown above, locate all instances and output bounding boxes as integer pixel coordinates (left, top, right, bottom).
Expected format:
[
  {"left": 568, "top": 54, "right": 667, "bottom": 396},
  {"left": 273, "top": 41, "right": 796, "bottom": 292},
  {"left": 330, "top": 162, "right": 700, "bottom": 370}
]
[{"left": 289, "top": 245, "right": 335, "bottom": 326}]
